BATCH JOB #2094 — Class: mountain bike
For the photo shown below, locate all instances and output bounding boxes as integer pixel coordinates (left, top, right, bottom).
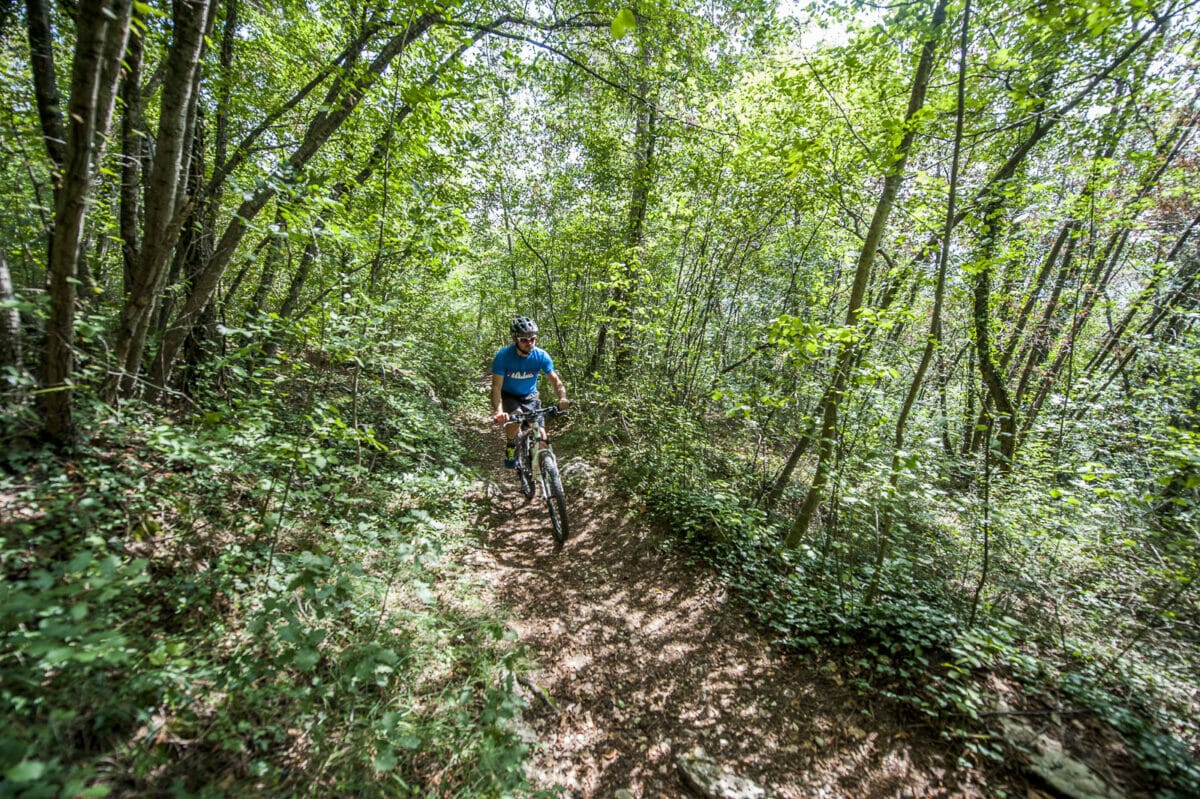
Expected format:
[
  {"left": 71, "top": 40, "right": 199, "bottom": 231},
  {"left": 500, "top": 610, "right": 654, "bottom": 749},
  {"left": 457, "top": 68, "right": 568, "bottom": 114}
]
[{"left": 502, "top": 405, "right": 569, "bottom": 545}]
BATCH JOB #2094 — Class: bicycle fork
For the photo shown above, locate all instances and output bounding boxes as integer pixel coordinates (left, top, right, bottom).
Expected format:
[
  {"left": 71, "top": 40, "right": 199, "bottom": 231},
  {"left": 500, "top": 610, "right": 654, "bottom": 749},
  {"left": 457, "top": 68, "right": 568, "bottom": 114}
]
[{"left": 531, "top": 444, "right": 547, "bottom": 481}]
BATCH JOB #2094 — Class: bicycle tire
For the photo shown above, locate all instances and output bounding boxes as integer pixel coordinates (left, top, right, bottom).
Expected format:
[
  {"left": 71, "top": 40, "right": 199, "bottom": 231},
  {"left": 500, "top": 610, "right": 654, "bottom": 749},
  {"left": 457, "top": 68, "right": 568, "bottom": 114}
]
[
  {"left": 540, "top": 452, "right": 569, "bottom": 544},
  {"left": 518, "top": 436, "right": 535, "bottom": 499}
]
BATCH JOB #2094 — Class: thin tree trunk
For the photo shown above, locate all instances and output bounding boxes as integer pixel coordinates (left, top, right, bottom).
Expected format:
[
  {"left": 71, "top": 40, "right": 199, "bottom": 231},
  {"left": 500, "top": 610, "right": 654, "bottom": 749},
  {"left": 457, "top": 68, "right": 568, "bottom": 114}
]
[
  {"left": 960, "top": 345, "right": 975, "bottom": 457},
  {"left": 870, "top": 0, "right": 972, "bottom": 600},
  {"left": 786, "top": 0, "right": 948, "bottom": 548},
  {"left": 1012, "top": 223, "right": 1081, "bottom": 410},
  {"left": 972, "top": 244, "right": 1017, "bottom": 468},
  {"left": 762, "top": 267, "right": 913, "bottom": 514},
  {"left": 0, "top": 252, "right": 22, "bottom": 386},
  {"left": 119, "top": 15, "right": 146, "bottom": 296},
  {"left": 1079, "top": 253, "right": 1200, "bottom": 406},
  {"left": 592, "top": 47, "right": 658, "bottom": 377},
  {"left": 273, "top": 115, "right": 409, "bottom": 325},
  {"left": 761, "top": 417, "right": 817, "bottom": 515},
  {"left": 251, "top": 207, "right": 287, "bottom": 314},
  {"left": 1017, "top": 106, "right": 1197, "bottom": 441},
  {"left": 614, "top": 98, "right": 657, "bottom": 370},
  {"left": 999, "top": 222, "right": 1073, "bottom": 370},
  {"left": 176, "top": 123, "right": 218, "bottom": 393},
  {"left": 279, "top": 239, "right": 318, "bottom": 321},
  {"left": 24, "top": 0, "right": 66, "bottom": 176}
]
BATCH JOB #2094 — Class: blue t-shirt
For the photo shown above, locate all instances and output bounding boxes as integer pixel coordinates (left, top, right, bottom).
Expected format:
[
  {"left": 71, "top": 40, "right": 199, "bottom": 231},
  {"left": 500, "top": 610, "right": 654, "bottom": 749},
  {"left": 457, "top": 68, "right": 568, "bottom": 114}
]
[{"left": 492, "top": 344, "right": 554, "bottom": 396}]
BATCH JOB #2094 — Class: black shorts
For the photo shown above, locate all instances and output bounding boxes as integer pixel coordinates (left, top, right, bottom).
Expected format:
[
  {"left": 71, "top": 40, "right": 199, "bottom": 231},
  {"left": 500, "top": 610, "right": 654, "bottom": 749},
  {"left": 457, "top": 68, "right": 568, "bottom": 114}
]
[{"left": 502, "top": 392, "right": 544, "bottom": 428}]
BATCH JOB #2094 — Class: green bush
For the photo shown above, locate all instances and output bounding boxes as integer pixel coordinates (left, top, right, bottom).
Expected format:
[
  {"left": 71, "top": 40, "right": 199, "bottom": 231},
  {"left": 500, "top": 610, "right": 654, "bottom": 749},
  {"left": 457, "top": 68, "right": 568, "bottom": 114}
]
[{"left": 0, "top": 351, "right": 529, "bottom": 797}]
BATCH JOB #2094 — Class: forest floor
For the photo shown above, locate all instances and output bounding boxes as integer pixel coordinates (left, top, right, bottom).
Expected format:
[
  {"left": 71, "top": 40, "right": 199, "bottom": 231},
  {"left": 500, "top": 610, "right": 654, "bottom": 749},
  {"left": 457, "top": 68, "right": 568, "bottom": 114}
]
[{"left": 453, "top": 413, "right": 1051, "bottom": 799}]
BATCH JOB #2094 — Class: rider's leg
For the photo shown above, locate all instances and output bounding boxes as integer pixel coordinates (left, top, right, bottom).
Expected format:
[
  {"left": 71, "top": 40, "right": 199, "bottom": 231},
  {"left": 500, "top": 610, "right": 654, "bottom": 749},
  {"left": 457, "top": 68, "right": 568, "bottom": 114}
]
[
  {"left": 503, "top": 422, "right": 519, "bottom": 467},
  {"left": 501, "top": 401, "right": 521, "bottom": 467}
]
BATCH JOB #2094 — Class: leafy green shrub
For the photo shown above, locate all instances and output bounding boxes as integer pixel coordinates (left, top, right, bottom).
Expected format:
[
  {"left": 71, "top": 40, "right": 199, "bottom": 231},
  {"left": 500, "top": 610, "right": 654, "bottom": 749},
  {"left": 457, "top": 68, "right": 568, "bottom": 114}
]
[{"left": 0, "top": 349, "right": 530, "bottom": 797}]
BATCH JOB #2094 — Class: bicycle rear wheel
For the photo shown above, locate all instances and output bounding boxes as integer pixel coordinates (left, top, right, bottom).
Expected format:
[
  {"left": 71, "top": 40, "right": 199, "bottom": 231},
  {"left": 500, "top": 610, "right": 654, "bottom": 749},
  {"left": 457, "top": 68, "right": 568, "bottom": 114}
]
[
  {"left": 540, "top": 452, "right": 569, "bottom": 544},
  {"left": 518, "top": 436, "right": 535, "bottom": 499}
]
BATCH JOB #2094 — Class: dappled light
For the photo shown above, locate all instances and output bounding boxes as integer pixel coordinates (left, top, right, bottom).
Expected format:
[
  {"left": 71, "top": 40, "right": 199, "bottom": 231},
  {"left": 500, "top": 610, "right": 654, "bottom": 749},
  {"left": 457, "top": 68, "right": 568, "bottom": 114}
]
[
  {"left": 460, "top": 414, "right": 1009, "bottom": 797},
  {"left": 3, "top": 0, "right": 1197, "bottom": 792}
]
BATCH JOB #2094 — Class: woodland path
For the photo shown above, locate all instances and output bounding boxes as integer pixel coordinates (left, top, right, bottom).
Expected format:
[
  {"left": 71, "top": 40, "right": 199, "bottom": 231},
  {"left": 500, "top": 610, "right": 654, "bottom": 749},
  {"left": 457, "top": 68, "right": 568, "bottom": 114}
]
[{"left": 455, "top": 414, "right": 1034, "bottom": 799}]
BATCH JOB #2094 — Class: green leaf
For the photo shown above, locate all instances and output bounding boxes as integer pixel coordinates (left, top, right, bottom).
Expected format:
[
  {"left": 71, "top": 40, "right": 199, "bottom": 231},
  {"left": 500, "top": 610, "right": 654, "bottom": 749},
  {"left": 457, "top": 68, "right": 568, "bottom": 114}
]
[
  {"left": 5, "top": 761, "right": 46, "bottom": 783},
  {"left": 294, "top": 648, "right": 320, "bottom": 671},
  {"left": 374, "top": 746, "right": 397, "bottom": 772},
  {"left": 611, "top": 8, "right": 636, "bottom": 39}
]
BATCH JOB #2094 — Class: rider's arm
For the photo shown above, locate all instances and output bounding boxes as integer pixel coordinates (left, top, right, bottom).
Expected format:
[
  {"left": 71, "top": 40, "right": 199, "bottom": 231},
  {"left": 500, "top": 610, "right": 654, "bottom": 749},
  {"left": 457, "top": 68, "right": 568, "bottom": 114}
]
[
  {"left": 546, "top": 370, "right": 570, "bottom": 408},
  {"left": 491, "top": 373, "right": 506, "bottom": 417}
]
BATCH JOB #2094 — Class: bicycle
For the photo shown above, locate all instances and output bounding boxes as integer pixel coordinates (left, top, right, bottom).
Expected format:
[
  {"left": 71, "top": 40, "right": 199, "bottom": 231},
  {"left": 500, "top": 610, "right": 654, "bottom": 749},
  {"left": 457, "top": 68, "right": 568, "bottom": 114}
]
[{"left": 501, "top": 405, "right": 569, "bottom": 545}]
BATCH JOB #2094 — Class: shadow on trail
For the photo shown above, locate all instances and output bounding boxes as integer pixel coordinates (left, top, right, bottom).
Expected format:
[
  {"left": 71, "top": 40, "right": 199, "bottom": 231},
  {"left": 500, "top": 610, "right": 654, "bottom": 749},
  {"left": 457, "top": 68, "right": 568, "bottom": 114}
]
[{"left": 461, "top": 421, "right": 1016, "bottom": 798}]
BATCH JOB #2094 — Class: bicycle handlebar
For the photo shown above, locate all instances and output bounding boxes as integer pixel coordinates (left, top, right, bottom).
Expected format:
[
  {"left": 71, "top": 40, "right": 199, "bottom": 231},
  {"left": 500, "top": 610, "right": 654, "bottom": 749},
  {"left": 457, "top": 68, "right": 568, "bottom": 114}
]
[{"left": 496, "top": 405, "right": 566, "bottom": 424}]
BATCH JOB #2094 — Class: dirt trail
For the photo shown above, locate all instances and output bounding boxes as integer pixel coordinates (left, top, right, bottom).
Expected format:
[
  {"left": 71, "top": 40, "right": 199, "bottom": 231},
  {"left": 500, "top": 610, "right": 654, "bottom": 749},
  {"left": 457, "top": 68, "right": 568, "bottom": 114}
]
[{"left": 458, "top": 416, "right": 1026, "bottom": 798}]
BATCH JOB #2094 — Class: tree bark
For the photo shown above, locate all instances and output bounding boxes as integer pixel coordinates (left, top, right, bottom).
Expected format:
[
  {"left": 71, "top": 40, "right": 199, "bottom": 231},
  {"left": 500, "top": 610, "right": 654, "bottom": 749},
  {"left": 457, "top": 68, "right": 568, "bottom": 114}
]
[
  {"left": 109, "top": 0, "right": 212, "bottom": 398},
  {"left": 40, "top": 0, "right": 132, "bottom": 442},
  {"left": 24, "top": 0, "right": 66, "bottom": 177},
  {"left": 119, "top": 15, "right": 146, "bottom": 296},
  {"left": 0, "top": 251, "right": 22, "bottom": 386}
]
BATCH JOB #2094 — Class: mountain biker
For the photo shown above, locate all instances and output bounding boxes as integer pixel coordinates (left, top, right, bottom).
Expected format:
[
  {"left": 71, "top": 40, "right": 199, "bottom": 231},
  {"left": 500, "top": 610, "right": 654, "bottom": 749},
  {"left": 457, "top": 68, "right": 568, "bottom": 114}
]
[{"left": 492, "top": 316, "right": 570, "bottom": 467}]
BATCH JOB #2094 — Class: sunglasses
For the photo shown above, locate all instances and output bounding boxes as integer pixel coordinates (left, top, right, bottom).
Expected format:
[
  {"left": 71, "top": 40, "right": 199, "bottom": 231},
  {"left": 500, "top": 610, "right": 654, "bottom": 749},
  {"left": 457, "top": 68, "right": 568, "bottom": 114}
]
[{"left": 516, "top": 336, "right": 537, "bottom": 344}]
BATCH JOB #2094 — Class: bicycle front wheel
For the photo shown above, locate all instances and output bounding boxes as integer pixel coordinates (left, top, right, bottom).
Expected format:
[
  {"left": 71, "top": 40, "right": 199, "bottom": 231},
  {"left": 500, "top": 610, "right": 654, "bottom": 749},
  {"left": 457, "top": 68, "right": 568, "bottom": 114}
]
[{"left": 540, "top": 452, "right": 569, "bottom": 544}]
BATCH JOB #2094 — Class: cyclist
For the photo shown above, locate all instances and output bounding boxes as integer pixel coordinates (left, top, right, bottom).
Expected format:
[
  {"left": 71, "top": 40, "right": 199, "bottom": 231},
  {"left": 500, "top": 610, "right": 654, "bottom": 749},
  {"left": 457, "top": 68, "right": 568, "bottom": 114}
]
[{"left": 492, "top": 316, "right": 570, "bottom": 467}]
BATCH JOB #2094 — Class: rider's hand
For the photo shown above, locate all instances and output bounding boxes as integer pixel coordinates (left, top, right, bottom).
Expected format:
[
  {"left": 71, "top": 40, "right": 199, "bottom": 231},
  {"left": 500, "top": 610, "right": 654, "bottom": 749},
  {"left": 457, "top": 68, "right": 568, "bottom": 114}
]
[
  {"left": 494, "top": 411, "right": 509, "bottom": 424},
  {"left": 558, "top": 398, "right": 571, "bottom": 410}
]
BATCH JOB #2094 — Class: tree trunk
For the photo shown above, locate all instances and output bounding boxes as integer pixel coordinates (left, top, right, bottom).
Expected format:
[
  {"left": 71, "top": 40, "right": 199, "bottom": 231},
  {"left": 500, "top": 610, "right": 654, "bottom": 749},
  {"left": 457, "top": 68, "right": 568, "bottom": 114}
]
[
  {"left": 24, "top": 0, "right": 66, "bottom": 176},
  {"left": 999, "top": 222, "right": 1073, "bottom": 370},
  {"left": 1081, "top": 202, "right": 1200, "bottom": 387},
  {"left": 870, "top": 0, "right": 972, "bottom": 600},
  {"left": 1017, "top": 105, "right": 1196, "bottom": 442},
  {"left": 591, "top": 42, "right": 658, "bottom": 377},
  {"left": 761, "top": 416, "right": 816, "bottom": 514},
  {"left": 119, "top": 15, "right": 146, "bottom": 296},
  {"left": 39, "top": 0, "right": 132, "bottom": 443},
  {"left": 251, "top": 207, "right": 287, "bottom": 315},
  {"left": 1076, "top": 248, "right": 1200, "bottom": 409},
  {"left": 0, "top": 251, "right": 22, "bottom": 386},
  {"left": 108, "top": 0, "right": 212, "bottom": 398},
  {"left": 972, "top": 249, "right": 1017, "bottom": 468},
  {"left": 785, "top": 0, "right": 947, "bottom": 548},
  {"left": 613, "top": 98, "right": 657, "bottom": 370}
]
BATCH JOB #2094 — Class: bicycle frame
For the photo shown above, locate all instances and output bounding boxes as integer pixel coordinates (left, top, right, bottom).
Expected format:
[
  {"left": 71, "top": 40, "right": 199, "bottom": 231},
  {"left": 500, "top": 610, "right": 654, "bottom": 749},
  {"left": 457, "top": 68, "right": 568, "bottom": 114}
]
[{"left": 501, "top": 405, "right": 570, "bottom": 544}]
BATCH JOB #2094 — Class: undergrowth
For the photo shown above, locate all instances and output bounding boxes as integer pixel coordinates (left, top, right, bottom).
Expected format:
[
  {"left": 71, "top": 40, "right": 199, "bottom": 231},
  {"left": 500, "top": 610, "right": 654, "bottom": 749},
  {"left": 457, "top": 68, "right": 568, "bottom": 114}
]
[
  {"left": 615, "top": 404, "right": 1200, "bottom": 797},
  {"left": 0, "top": 345, "right": 532, "bottom": 797}
]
